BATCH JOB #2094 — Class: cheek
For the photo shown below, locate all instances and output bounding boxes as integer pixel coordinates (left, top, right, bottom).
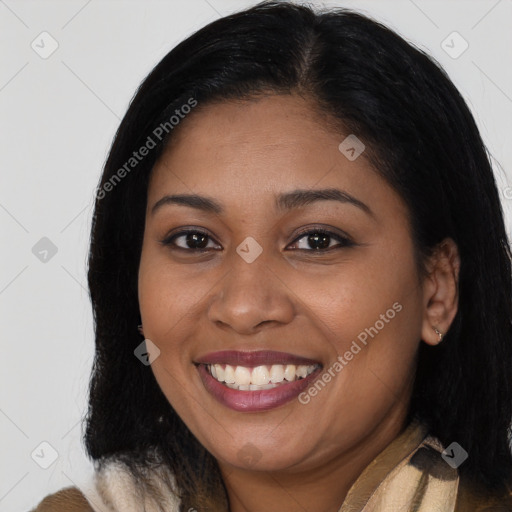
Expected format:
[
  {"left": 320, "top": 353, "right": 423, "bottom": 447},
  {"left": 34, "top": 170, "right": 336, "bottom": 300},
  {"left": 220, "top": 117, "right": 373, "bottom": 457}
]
[
  {"left": 309, "top": 239, "right": 423, "bottom": 389},
  {"left": 137, "top": 249, "right": 203, "bottom": 413},
  {"left": 309, "top": 249, "right": 419, "bottom": 333},
  {"left": 298, "top": 264, "right": 422, "bottom": 448},
  {"left": 138, "top": 247, "right": 206, "bottom": 339}
]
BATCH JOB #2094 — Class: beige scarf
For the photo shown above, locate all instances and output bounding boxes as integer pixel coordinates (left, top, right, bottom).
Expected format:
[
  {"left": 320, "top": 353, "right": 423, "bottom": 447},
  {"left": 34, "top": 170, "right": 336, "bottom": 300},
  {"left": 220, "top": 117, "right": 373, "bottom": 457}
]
[
  {"left": 339, "top": 421, "right": 459, "bottom": 511},
  {"left": 80, "top": 420, "right": 459, "bottom": 512}
]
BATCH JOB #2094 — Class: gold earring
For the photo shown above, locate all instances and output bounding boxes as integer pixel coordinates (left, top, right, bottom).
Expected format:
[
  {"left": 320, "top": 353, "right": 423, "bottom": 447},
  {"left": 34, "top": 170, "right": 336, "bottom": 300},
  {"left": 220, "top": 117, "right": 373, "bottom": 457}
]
[{"left": 432, "top": 326, "right": 444, "bottom": 342}]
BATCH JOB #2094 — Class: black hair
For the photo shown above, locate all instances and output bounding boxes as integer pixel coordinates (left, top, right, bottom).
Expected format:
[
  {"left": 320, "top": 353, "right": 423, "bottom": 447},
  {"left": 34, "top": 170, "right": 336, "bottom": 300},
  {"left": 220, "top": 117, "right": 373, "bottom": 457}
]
[{"left": 84, "top": 1, "right": 512, "bottom": 509}]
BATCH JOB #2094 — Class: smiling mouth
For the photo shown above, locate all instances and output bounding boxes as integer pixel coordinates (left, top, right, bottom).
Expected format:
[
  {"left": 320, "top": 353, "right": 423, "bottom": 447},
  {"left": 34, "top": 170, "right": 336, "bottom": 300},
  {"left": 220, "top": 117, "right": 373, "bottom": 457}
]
[
  {"left": 203, "top": 363, "right": 321, "bottom": 391},
  {"left": 194, "top": 350, "right": 324, "bottom": 411}
]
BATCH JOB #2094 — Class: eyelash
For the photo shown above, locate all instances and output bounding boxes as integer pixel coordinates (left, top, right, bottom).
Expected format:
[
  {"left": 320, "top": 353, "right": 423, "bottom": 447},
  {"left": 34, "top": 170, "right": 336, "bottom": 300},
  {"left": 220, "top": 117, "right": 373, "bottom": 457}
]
[{"left": 160, "top": 227, "right": 355, "bottom": 253}]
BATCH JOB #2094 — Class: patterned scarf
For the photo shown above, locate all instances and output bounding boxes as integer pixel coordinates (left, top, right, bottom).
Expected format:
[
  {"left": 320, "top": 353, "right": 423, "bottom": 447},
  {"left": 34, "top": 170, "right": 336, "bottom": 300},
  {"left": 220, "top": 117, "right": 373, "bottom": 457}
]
[{"left": 80, "top": 419, "right": 459, "bottom": 512}]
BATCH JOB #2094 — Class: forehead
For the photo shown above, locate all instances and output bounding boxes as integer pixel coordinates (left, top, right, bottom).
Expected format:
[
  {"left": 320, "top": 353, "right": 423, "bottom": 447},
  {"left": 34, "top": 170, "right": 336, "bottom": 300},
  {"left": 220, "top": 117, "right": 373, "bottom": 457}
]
[
  {"left": 147, "top": 94, "right": 405, "bottom": 221},
  {"left": 154, "top": 94, "right": 340, "bottom": 174}
]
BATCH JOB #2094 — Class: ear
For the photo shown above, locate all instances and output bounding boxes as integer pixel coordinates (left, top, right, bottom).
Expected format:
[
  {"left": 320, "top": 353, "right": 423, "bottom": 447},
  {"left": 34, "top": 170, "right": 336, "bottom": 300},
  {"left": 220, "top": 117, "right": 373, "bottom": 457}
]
[{"left": 421, "top": 237, "right": 460, "bottom": 346}]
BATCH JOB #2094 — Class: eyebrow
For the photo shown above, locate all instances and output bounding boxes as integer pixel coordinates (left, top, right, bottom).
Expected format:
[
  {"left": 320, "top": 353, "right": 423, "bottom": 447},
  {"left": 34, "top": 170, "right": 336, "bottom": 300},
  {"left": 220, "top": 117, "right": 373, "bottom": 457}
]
[{"left": 151, "top": 188, "right": 373, "bottom": 217}]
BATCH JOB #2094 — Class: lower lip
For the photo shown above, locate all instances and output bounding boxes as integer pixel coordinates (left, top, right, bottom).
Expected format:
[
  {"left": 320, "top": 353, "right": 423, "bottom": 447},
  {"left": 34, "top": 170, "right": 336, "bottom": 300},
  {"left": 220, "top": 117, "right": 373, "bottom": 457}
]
[{"left": 197, "top": 364, "right": 323, "bottom": 412}]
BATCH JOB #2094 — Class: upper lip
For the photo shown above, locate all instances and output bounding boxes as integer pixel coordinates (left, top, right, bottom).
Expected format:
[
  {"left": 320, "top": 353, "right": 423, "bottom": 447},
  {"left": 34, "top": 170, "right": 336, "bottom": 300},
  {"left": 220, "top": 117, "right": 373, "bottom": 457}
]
[{"left": 194, "top": 350, "right": 322, "bottom": 367}]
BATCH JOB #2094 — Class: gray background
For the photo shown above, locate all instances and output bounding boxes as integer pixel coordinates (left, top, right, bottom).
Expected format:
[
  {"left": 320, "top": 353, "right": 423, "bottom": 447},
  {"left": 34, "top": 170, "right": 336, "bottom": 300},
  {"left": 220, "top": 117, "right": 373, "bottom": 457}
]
[{"left": 1, "top": 0, "right": 511, "bottom": 510}]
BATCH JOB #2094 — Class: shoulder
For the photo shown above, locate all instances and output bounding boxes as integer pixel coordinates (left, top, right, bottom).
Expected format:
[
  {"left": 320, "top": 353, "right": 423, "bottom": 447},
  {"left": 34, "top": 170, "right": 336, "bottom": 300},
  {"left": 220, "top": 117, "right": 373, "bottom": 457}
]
[{"left": 30, "top": 486, "right": 94, "bottom": 512}]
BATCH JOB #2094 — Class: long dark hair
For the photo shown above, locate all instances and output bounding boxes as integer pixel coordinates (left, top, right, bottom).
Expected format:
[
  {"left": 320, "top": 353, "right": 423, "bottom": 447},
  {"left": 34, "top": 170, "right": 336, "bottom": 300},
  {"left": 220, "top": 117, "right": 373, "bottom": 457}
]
[{"left": 84, "top": 1, "right": 512, "bottom": 509}]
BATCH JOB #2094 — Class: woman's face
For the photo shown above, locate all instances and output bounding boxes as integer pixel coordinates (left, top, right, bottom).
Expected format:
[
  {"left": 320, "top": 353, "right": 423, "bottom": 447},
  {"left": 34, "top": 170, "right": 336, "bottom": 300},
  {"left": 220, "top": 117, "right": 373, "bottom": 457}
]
[{"left": 138, "top": 94, "right": 427, "bottom": 473}]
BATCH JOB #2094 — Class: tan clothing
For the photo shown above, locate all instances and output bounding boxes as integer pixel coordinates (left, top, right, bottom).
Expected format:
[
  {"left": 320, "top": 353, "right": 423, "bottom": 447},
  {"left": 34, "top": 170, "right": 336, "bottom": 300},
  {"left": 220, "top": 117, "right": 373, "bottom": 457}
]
[{"left": 31, "top": 420, "right": 512, "bottom": 511}]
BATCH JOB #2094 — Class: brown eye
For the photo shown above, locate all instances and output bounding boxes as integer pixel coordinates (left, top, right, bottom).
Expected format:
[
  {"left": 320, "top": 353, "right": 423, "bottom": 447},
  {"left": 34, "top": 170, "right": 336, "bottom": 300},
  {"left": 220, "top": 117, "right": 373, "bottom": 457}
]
[
  {"left": 289, "top": 229, "right": 354, "bottom": 251},
  {"left": 160, "top": 227, "right": 354, "bottom": 253},
  {"left": 161, "top": 229, "right": 221, "bottom": 251}
]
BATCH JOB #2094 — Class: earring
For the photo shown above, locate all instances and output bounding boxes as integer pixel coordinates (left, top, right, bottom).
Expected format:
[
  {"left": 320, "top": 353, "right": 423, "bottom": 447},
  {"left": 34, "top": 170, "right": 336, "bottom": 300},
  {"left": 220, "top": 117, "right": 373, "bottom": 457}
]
[
  {"left": 137, "top": 324, "right": 144, "bottom": 336},
  {"left": 432, "top": 326, "right": 444, "bottom": 343}
]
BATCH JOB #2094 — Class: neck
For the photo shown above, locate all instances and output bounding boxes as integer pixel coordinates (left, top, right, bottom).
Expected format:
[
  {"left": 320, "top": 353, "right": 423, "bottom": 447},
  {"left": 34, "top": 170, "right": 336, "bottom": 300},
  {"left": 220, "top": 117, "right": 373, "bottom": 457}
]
[{"left": 218, "top": 408, "right": 411, "bottom": 512}]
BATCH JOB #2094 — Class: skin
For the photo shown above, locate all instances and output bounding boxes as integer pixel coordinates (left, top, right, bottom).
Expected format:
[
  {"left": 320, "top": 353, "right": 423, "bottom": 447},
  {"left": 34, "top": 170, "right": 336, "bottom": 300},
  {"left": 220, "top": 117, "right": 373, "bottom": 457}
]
[{"left": 137, "top": 94, "right": 460, "bottom": 512}]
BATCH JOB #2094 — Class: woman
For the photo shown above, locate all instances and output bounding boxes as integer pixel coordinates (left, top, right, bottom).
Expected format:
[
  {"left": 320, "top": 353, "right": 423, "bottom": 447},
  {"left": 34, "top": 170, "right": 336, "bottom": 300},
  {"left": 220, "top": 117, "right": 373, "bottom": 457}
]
[{"left": 32, "top": 1, "right": 512, "bottom": 511}]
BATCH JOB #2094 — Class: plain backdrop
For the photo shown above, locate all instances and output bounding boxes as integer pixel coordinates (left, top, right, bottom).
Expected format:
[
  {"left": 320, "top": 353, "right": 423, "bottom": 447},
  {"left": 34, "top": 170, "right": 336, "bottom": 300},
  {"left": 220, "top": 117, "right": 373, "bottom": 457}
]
[{"left": 1, "top": 0, "right": 511, "bottom": 510}]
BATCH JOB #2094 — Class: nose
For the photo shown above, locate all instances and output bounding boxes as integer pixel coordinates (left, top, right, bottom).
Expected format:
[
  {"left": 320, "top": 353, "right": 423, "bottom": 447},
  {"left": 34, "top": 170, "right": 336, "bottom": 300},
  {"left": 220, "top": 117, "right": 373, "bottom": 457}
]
[{"left": 207, "top": 254, "right": 296, "bottom": 335}]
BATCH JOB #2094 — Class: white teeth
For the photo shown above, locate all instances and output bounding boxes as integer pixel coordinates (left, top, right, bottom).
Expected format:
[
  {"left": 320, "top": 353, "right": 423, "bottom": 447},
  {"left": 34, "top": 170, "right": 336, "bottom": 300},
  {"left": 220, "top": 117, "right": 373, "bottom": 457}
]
[
  {"left": 234, "top": 366, "right": 251, "bottom": 386},
  {"left": 284, "top": 364, "right": 296, "bottom": 381},
  {"left": 207, "top": 363, "right": 319, "bottom": 390},
  {"left": 248, "top": 383, "right": 280, "bottom": 391},
  {"left": 251, "top": 365, "right": 270, "bottom": 385},
  {"left": 270, "top": 364, "right": 285, "bottom": 383},
  {"left": 296, "top": 365, "right": 307, "bottom": 378},
  {"left": 214, "top": 364, "right": 225, "bottom": 382},
  {"left": 224, "top": 364, "right": 235, "bottom": 384}
]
